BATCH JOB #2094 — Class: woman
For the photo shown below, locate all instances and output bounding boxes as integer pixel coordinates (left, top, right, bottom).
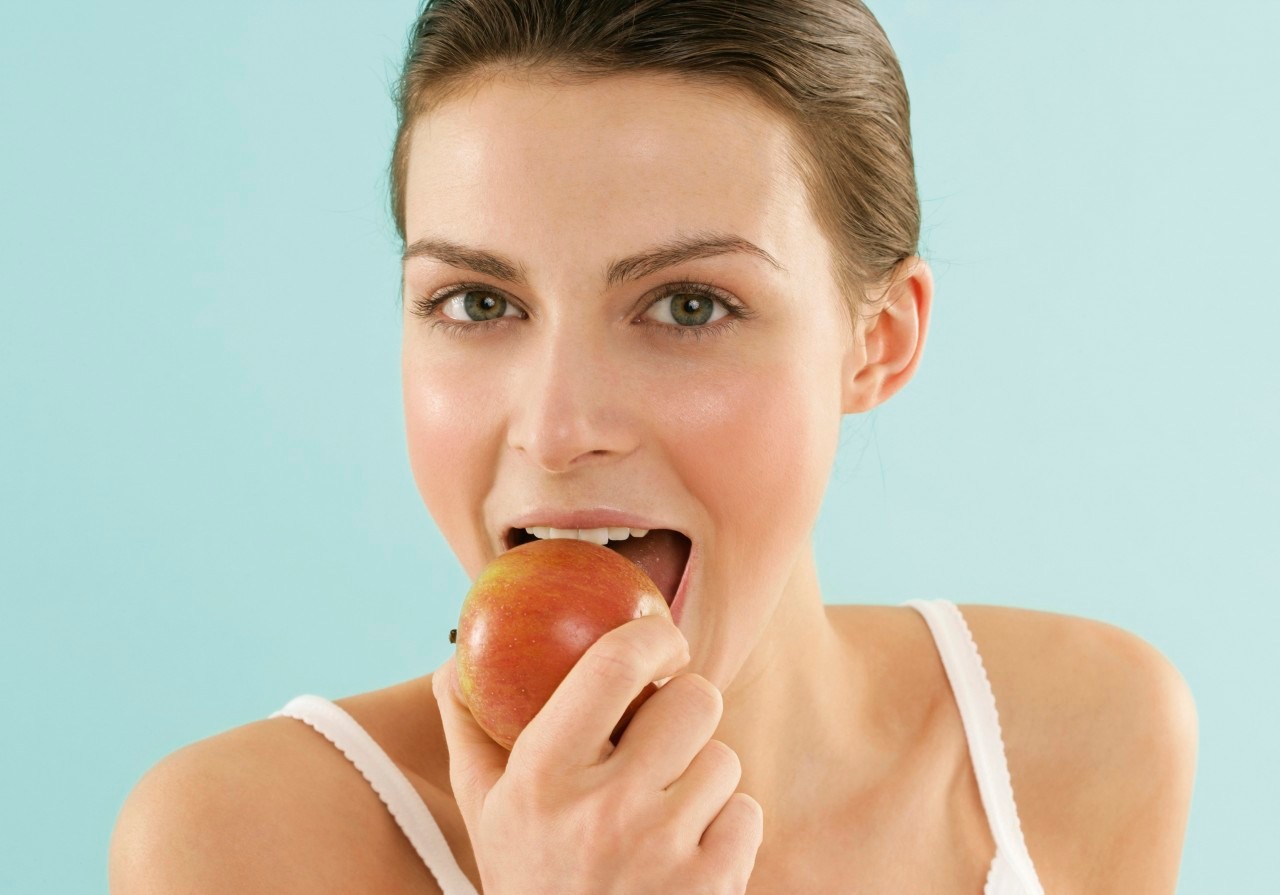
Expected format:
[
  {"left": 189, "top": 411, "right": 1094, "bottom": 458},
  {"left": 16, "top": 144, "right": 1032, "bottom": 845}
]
[{"left": 109, "top": 2, "right": 1197, "bottom": 893}]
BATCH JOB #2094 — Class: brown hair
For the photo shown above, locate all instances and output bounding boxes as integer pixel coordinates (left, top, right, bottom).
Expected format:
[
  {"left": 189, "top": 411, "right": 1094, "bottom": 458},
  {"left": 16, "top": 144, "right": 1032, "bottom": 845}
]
[{"left": 388, "top": 0, "right": 920, "bottom": 331}]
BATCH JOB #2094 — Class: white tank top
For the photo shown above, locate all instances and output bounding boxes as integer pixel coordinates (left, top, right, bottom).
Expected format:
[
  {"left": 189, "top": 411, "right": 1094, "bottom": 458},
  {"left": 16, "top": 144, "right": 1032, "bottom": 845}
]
[{"left": 270, "top": 598, "right": 1044, "bottom": 894}]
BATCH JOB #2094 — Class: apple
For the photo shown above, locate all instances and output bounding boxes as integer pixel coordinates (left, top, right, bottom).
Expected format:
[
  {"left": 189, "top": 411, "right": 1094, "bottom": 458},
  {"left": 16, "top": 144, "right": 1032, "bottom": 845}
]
[{"left": 451, "top": 536, "right": 673, "bottom": 750}]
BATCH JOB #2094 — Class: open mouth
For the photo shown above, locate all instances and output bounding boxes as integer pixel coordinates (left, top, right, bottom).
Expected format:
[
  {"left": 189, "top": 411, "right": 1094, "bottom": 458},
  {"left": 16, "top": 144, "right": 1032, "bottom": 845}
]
[{"left": 506, "top": 527, "right": 692, "bottom": 607}]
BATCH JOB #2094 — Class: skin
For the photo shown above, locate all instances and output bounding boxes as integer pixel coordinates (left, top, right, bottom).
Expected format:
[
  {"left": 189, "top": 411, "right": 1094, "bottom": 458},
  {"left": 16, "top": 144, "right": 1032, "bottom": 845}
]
[
  {"left": 105, "top": 66, "right": 1196, "bottom": 895},
  {"left": 400, "top": 70, "right": 933, "bottom": 854}
]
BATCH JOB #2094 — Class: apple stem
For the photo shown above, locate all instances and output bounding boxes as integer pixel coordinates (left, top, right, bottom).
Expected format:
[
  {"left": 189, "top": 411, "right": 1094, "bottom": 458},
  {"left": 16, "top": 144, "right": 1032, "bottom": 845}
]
[{"left": 449, "top": 628, "right": 457, "bottom": 644}]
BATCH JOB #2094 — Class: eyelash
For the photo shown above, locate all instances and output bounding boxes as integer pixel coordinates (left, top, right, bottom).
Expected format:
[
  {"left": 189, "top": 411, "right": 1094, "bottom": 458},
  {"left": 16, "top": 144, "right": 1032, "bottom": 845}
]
[{"left": 410, "top": 281, "right": 755, "bottom": 342}]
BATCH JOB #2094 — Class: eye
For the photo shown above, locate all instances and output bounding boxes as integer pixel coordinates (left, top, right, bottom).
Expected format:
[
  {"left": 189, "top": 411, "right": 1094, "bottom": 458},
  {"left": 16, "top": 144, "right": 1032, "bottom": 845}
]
[
  {"left": 638, "top": 282, "right": 754, "bottom": 340},
  {"left": 410, "top": 280, "right": 754, "bottom": 341},
  {"left": 408, "top": 285, "right": 526, "bottom": 338},
  {"left": 643, "top": 287, "right": 732, "bottom": 328},
  {"left": 436, "top": 288, "right": 521, "bottom": 324}
]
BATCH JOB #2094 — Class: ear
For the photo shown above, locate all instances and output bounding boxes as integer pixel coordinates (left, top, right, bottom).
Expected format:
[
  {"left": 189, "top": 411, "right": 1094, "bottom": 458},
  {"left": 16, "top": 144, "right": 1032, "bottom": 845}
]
[{"left": 841, "top": 257, "right": 934, "bottom": 415}]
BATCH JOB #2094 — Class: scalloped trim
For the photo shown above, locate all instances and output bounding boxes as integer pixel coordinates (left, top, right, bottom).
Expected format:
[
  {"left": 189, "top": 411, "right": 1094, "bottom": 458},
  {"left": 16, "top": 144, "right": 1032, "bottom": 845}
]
[
  {"left": 288, "top": 707, "right": 417, "bottom": 835},
  {"left": 934, "top": 601, "right": 1045, "bottom": 895},
  {"left": 271, "top": 696, "right": 479, "bottom": 895},
  {"left": 984, "top": 854, "right": 999, "bottom": 894}
]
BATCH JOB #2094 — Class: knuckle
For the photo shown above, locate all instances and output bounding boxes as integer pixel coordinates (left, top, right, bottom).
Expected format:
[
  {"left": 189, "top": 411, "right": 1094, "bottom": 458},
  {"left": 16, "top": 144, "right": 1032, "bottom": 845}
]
[
  {"left": 643, "top": 816, "right": 686, "bottom": 862},
  {"left": 508, "top": 760, "right": 574, "bottom": 817},
  {"left": 430, "top": 668, "right": 450, "bottom": 703},
  {"left": 734, "top": 792, "right": 764, "bottom": 832},
  {"left": 585, "top": 635, "right": 648, "bottom": 682},
  {"left": 586, "top": 786, "right": 646, "bottom": 850},
  {"left": 692, "top": 869, "right": 744, "bottom": 895},
  {"left": 510, "top": 733, "right": 575, "bottom": 790},
  {"left": 669, "top": 673, "right": 723, "bottom": 716},
  {"left": 703, "top": 738, "right": 741, "bottom": 775}
]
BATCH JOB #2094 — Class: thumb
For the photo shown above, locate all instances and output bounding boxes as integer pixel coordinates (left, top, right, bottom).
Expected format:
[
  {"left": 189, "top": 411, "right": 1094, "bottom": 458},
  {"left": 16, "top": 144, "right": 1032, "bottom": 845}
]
[{"left": 432, "top": 655, "right": 509, "bottom": 832}]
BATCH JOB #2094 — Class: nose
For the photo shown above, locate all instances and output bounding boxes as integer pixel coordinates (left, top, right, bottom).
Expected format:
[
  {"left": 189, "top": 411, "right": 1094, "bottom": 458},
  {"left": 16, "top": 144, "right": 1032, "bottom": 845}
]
[{"left": 505, "top": 320, "right": 638, "bottom": 474}]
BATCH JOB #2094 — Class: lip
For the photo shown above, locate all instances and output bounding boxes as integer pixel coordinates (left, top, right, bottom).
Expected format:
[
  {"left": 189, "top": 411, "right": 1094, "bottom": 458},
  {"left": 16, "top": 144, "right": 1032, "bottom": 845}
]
[
  {"left": 498, "top": 507, "right": 691, "bottom": 554},
  {"left": 669, "top": 540, "right": 696, "bottom": 626}
]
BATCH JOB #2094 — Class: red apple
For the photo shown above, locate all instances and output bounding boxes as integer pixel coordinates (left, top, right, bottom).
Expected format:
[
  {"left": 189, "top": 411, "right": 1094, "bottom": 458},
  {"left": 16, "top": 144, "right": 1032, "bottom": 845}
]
[{"left": 452, "top": 537, "right": 673, "bottom": 751}]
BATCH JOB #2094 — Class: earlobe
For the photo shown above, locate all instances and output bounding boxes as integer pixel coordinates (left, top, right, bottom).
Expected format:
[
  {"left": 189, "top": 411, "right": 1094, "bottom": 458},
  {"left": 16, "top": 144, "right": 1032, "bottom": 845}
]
[{"left": 840, "top": 257, "right": 934, "bottom": 415}]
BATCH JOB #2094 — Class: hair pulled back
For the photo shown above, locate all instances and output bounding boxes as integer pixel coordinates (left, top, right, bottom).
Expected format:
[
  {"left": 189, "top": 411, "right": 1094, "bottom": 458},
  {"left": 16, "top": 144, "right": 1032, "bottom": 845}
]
[{"left": 389, "top": 0, "right": 920, "bottom": 328}]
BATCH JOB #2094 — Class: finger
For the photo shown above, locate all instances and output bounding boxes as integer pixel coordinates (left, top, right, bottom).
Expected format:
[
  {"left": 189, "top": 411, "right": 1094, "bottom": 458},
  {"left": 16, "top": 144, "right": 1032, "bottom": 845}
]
[
  {"left": 515, "top": 614, "right": 690, "bottom": 772},
  {"left": 432, "top": 655, "right": 509, "bottom": 833},
  {"left": 697, "top": 792, "right": 764, "bottom": 886},
  {"left": 663, "top": 738, "right": 742, "bottom": 838},
  {"left": 609, "top": 673, "right": 723, "bottom": 787}
]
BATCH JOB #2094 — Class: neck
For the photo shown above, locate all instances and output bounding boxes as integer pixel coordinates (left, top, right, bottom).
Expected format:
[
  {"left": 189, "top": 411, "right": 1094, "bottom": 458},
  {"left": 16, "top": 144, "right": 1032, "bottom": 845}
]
[{"left": 711, "top": 543, "right": 877, "bottom": 837}]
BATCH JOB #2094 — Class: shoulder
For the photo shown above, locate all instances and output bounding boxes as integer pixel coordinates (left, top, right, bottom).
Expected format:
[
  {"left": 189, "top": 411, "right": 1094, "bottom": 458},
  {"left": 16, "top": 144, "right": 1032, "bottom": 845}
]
[
  {"left": 956, "top": 603, "right": 1198, "bottom": 895},
  {"left": 952, "top": 603, "right": 1199, "bottom": 772},
  {"left": 108, "top": 683, "right": 448, "bottom": 894}
]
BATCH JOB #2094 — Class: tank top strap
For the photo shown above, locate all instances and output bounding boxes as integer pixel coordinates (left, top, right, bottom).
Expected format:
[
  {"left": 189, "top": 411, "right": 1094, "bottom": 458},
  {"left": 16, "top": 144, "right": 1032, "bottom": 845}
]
[
  {"left": 270, "top": 695, "right": 479, "bottom": 895},
  {"left": 903, "top": 599, "right": 1044, "bottom": 894}
]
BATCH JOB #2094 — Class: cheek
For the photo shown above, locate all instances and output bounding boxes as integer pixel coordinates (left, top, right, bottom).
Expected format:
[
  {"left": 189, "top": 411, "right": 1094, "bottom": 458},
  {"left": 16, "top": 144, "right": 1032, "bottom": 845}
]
[
  {"left": 667, "top": 358, "right": 838, "bottom": 557},
  {"left": 402, "top": 346, "right": 499, "bottom": 574}
]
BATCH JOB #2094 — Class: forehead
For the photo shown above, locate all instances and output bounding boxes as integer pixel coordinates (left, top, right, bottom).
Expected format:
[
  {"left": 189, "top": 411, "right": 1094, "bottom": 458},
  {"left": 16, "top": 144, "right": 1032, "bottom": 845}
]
[{"left": 403, "top": 72, "right": 816, "bottom": 265}]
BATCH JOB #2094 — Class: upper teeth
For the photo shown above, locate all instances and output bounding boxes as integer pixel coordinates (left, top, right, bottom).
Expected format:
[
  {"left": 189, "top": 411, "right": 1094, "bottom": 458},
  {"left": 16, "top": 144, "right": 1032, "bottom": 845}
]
[{"left": 523, "top": 526, "right": 650, "bottom": 546}]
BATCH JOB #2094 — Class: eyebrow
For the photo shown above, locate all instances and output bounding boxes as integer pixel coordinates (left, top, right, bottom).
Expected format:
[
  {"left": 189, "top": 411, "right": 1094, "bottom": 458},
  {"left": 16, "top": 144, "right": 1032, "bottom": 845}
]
[{"left": 401, "top": 231, "right": 784, "bottom": 288}]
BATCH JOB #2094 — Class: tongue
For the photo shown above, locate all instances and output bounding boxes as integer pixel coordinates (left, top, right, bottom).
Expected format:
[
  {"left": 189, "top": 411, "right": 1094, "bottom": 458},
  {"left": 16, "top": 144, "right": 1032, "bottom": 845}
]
[{"left": 607, "top": 529, "right": 691, "bottom": 606}]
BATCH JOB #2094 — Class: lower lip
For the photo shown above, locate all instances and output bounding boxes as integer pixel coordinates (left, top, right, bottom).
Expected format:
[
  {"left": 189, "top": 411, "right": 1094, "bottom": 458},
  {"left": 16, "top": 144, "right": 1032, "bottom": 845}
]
[{"left": 668, "top": 543, "right": 695, "bottom": 626}]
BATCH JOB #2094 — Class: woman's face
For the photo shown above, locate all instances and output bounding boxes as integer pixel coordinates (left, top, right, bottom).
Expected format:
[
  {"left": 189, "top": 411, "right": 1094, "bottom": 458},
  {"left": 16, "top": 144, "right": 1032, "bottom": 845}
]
[{"left": 401, "top": 72, "right": 864, "bottom": 676}]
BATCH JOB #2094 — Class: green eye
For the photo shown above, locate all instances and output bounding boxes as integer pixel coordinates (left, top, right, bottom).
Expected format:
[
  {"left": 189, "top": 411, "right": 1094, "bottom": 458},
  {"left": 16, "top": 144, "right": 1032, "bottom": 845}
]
[
  {"left": 648, "top": 291, "right": 726, "bottom": 328},
  {"left": 412, "top": 280, "right": 754, "bottom": 342}
]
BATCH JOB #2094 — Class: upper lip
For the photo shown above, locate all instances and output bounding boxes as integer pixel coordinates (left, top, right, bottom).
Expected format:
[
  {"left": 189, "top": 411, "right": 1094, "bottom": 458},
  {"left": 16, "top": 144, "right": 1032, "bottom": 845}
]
[{"left": 498, "top": 507, "right": 690, "bottom": 552}]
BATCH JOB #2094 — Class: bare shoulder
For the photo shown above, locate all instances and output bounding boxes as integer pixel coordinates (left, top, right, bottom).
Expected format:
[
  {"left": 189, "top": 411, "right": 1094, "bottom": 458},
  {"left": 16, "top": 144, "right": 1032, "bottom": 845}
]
[
  {"left": 956, "top": 603, "right": 1199, "bottom": 895},
  {"left": 108, "top": 679, "right": 451, "bottom": 894}
]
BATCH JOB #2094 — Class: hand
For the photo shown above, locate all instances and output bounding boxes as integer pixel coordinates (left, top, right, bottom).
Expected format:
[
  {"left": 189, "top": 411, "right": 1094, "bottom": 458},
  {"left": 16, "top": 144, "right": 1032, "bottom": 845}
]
[{"left": 433, "top": 613, "right": 765, "bottom": 894}]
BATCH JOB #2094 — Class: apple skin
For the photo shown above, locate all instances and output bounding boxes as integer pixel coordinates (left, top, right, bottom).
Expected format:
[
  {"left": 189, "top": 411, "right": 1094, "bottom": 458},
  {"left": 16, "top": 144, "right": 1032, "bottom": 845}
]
[{"left": 454, "top": 537, "right": 673, "bottom": 751}]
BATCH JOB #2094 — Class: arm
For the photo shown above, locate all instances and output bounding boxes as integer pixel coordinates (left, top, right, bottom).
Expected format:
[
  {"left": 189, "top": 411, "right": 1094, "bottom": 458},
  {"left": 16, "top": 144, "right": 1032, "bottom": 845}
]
[
  {"left": 961, "top": 605, "right": 1199, "bottom": 895},
  {"left": 1073, "top": 624, "right": 1199, "bottom": 894},
  {"left": 108, "top": 723, "right": 446, "bottom": 894},
  {"left": 108, "top": 745, "right": 280, "bottom": 894}
]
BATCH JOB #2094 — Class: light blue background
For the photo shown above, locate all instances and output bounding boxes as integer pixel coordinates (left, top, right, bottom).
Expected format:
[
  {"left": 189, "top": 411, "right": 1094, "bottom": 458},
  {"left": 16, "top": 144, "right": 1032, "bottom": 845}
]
[{"left": 2, "top": 2, "right": 1275, "bottom": 891}]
